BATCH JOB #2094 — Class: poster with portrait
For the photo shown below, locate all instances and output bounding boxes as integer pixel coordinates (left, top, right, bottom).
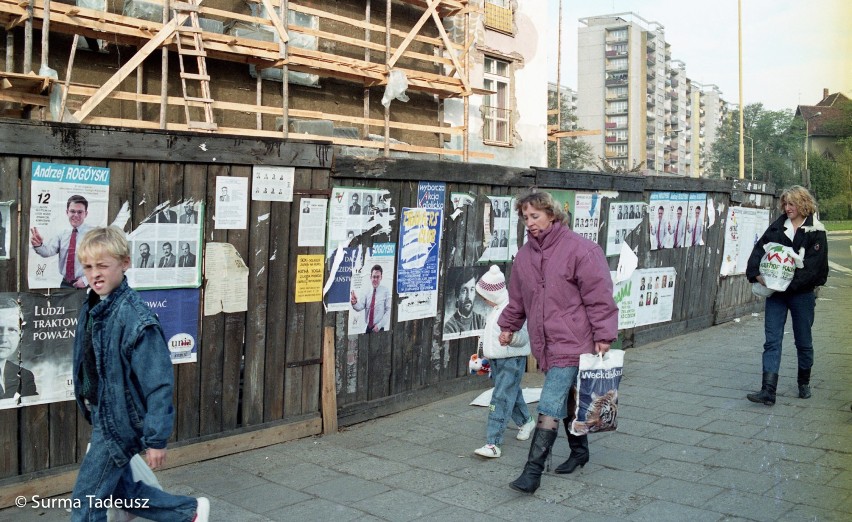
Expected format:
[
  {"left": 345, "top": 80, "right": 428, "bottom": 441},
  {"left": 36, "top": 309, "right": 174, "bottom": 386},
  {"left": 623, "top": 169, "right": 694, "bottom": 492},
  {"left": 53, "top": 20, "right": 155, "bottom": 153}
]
[
  {"left": 214, "top": 176, "right": 248, "bottom": 230},
  {"left": 647, "top": 192, "right": 671, "bottom": 250},
  {"left": 348, "top": 243, "right": 396, "bottom": 335},
  {"left": 666, "top": 192, "right": 691, "bottom": 249},
  {"left": 450, "top": 192, "right": 474, "bottom": 211},
  {"left": 327, "top": 187, "right": 395, "bottom": 255},
  {"left": 479, "top": 196, "right": 517, "bottom": 262},
  {"left": 549, "top": 189, "right": 576, "bottom": 226},
  {"left": 7, "top": 291, "right": 83, "bottom": 409},
  {"left": 251, "top": 165, "right": 294, "bottom": 202},
  {"left": 442, "top": 265, "right": 489, "bottom": 341},
  {"left": 298, "top": 198, "right": 328, "bottom": 247},
  {"left": 573, "top": 191, "right": 602, "bottom": 243},
  {"left": 633, "top": 267, "right": 677, "bottom": 327},
  {"left": 685, "top": 193, "right": 709, "bottom": 248},
  {"left": 28, "top": 162, "right": 110, "bottom": 290},
  {"left": 126, "top": 201, "right": 204, "bottom": 290},
  {"left": 605, "top": 202, "right": 644, "bottom": 256},
  {"left": 324, "top": 247, "right": 357, "bottom": 312},
  {"left": 0, "top": 201, "right": 11, "bottom": 259},
  {"left": 397, "top": 208, "right": 442, "bottom": 322},
  {"left": 720, "top": 207, "right": 770, "bottom": 276},
  {"left": 138, "top": 288, "right": 200, "bottom": 364}
]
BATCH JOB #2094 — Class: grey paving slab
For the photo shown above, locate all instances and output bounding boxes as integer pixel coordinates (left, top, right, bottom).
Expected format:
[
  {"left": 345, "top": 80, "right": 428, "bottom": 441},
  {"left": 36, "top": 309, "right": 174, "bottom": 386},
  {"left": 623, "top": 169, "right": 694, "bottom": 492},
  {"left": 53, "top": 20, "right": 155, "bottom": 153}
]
[
  {"left": 219, "top": 482, "right": 312, "bottom": 514},
  {"left": 420, "top": 505, "right": 508, "bottom": 522},
  {"left": 265, "top": 498, "right": 366, "bottom": 522},
  {"left": 701, "top": 489, "right": 796, "bottom": 522},
  {"left": 332, "top": 455, "right": 413, "bottom": 480},
  {"left": 261, "top": 461, "right": 347, "bottom": 490},
  {"left": 352, "top": 489, "right": 447, "bottom": 521},
  {"left": 635, "top": 476, "right": 725, "bottom": 508},
  {"left": 301, "top": 475, "right": 390, "bottom": 504},
  {"left": 646, "top": 441, "right": 719, "bottom": 464},
  {"left": 698, "top": 467, "right": 776, "bottom": 495},
  {"left": 627, "top": 499, "right": 724, "bottom": 522},
  {"left": 376, "top": 467, "right": 466, "bottom": 495}
]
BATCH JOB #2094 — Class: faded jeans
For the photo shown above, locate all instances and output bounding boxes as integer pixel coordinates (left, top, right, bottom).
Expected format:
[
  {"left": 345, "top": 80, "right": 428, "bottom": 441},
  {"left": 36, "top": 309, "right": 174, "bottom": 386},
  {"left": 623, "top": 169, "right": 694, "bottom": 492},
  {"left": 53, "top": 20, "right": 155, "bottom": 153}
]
[
  {"left": 486, "top": 356, "right": 531, "bottom": 446},
  {"left": 537, "top": 365, "right": 579, "bottom": 420},
  {"left": 762, "top": 291, "right": 815, "bottom": 374}
]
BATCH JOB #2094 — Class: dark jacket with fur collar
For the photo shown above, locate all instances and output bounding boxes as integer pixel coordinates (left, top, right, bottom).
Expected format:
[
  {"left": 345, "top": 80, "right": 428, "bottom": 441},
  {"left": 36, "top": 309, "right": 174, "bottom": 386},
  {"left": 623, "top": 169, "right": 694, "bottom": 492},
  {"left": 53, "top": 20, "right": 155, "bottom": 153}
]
[{"left": 746, "top": 213, "right": 828, "bottom": 294}]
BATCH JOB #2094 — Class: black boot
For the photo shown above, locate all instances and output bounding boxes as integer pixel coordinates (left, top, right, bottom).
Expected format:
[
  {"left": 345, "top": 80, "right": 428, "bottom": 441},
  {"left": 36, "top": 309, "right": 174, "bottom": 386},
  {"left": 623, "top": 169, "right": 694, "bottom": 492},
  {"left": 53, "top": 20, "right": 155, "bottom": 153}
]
[
  {"left": 746, "top": 372, "right": 778, "bottom": 405},
  {"left": 555, "top": 429, "right": 589, "bottom": 474},
  {"left": 510, "top": 428, "right": 558, "bottom": 494},
  {"left": 798, "top": 368, "right": 812, "bottom": 399}
]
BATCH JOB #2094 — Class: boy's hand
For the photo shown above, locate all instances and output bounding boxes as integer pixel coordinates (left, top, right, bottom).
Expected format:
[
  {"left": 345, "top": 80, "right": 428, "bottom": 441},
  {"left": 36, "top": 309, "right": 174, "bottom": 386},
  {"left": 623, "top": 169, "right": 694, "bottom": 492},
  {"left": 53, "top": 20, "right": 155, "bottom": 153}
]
[
  {"left": 499, "top": 330, "right": 513, "bottom": 346},
  {"left": 145, "top": 448, "right": 167, "bottom": 470}
]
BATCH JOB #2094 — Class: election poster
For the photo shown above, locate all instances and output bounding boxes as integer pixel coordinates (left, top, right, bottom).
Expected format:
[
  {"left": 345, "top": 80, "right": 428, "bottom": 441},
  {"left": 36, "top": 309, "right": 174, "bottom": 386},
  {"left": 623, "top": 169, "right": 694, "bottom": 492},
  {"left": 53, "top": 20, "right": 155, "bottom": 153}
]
[
  {"left": 126, "top": 201, "right": 204, "bottom": 290},
  {"left": 295, "top": 255, "right": 324, "bottom": 303},
  {"left": 606, "top": 202, "right": 644, "bottom": 256},
  {"left": 634, "top": 267, "right": 677, "bottom": 327},
  {"left": 327, "top": 187, "right": 396, "bottom": 255},
  {"left": 549, "top": 189, "right": 576, "bottom": 225},
  {"left": 442, "top": 265, "right": 489, "bottom": 341},
  {"left": 720, "top": 207, "right": 770, "bottom": 276},
  {"left": 648, "top": 192, "right": 670, "bottom": 250},
  {"left": 611, "top": 272, "right": 636, "bottom": 330},
  {"left": 28, "top": 162, "right": 110, "bottom": 290},
  {"left": 397, "top": 208, "right": 442, "bottom": 322},
  {"left": 348, "top": 243, "right": 396, "bottom": 335},
  {"left": 685, "top": 193, "right": 709, "bottom": 248},
  {"left": 298, "top": 198, "right": 328, "bottom": 247},
  {"left": 215, "top": 176, "right": 249, "bottom": 230},
  {"left": 417, "top": 181, "right": 446, "bottom": 210},
  {"left": 251, "top": 165, "right": 294, "bottom": 202},
  {"left": 479, "top": 196, "right": 517, "bottom": 262},
  {"left": 573, "top": 192, "right": 602, "bottom": 243},
  {"left": 324, "top": 247, "right": 357, "bottom": 312},
  {"left": 10, "top": 291, "right": 83, "bottom": 409},
  {"left": 0, "top": 201, "right": 11, "bottom": 259},
  {"left": 450, "top": 192, "right": 474, "bottom": 210},
  {"left": 138, "top": 288, "right": 200, "bottom": 364}
]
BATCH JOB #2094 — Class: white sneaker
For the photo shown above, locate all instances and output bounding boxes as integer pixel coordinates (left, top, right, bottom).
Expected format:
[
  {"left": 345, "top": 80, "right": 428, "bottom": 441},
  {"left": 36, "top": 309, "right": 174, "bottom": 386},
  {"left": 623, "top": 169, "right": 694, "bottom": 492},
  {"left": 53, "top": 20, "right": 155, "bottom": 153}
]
[
  {"left": 194, "top": 497, "right": 210, "bottom": 522},
  {"left": 474, "top": 444, "right": 501, "bottom": 458},
  {"left": 517, "top": 418, "right": 535, "bottom": 441}
]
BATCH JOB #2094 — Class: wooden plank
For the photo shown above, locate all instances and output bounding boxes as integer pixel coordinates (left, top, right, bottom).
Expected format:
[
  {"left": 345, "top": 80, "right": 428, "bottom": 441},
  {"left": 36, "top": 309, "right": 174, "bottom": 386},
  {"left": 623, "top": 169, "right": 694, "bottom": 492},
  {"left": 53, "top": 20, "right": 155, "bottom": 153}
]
[
  {"left": 0, "top": 121, "right": 332, "bottom": 168},
  {"left": 321, "top": 326, "right": 337, "bottom": 434},
  {"left": 333, "top": 157, "right": 531, "bottom": 186},
  {"left": 0, "top": 156, "right": 18, "bottom": 480},
  {"left": 243, "top": 178, "right": 271, "bottom": 426}
]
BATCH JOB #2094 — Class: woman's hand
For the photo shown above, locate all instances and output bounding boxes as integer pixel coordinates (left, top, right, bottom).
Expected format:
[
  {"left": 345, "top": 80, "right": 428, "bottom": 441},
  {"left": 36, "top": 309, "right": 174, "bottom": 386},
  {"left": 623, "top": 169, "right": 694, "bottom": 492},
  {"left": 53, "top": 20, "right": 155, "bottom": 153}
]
[
  {"left": 595, "top": 341, "right": 611, "bottom": 355},
  {"left": 756, "top": 275, "right": 766, "bottom": 286},
  {"left": 499, "top": 330, "right": 514, "bottom": 346}
]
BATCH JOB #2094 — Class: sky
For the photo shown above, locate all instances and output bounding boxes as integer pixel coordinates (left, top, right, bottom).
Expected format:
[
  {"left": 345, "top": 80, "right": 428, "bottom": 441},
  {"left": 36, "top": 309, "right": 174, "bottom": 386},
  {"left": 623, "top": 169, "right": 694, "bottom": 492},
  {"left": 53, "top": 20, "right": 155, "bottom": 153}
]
[{"left": 546, "top": 0, "right": 852, "bottom": 111}]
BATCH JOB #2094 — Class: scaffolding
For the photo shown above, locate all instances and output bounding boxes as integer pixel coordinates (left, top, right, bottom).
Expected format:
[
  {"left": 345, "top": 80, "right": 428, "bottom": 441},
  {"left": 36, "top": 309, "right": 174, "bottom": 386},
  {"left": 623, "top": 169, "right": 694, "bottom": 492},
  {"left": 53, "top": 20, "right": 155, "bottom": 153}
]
[{"left": 0, "top": 0, "right": 488, "bottom": 159}]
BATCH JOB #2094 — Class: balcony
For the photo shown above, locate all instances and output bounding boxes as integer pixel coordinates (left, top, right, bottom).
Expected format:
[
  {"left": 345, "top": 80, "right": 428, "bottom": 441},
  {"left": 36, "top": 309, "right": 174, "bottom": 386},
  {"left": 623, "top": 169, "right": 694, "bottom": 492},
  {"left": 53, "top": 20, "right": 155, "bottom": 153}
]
[
  {"left": 647, "top": 83, "right": 656, "bottom": 94},
  {"left": 605, "top": 135, "right": 627, "bottom": 143},
  {"left": 606, "top": 150, "right": 628, "bottom": 159},
  {"left": 647, "top": 138, "right": 655, "bottom": 148},
  {"left": 606, "top": 32, "right": 628, "bottom": 43},
  {"left": 606, "top": 107, "right": 628, "bottom": 116},
  {"left": 606, "top": 63, "right": 628, "bottom": 73},
  {"left": 605, "top": 122, "right": 618, "bottom": 129},
  {"left": 606, "top": 91, "right": 628, "bottom": 101},
  {"left": 646, "top": 55, "right": 656, "bottom": 66},
  {"left": 671, "top": 78, "right": 679, "bottom": 88},
  {"left": 605, "top": 136, "right": 617, "bottom": 143},
  {"left": 646, "top": 95, "right": 656, "bottom": 106},
  {"left": 646, "top": 110, "right": 655, "bottom": 121},
  {"left": 605, "top": 78, "right": 628, "bottom": 87},
  {"left": 606, "top": 49, "right": 627, "bottom": 57}
]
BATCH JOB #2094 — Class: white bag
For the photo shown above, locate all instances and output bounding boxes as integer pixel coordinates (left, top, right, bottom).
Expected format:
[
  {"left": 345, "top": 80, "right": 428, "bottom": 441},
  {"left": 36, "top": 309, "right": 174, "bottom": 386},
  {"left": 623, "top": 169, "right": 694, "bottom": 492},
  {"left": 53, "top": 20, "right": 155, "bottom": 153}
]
[
  {"left": 757, "top": 242, "right": 805, "bottom": 294},
  {"left": 570, "top": 350, "right": 624, "bottom": 436},
  {"left": 107, "top": 454, "right": 163, "bottom": 522}
]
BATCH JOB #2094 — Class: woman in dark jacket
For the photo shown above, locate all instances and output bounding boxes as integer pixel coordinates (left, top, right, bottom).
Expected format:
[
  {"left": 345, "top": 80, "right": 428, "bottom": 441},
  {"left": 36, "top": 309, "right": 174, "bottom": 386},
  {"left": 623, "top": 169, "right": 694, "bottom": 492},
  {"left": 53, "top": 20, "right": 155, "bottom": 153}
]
[{"left": 745, "top": 186, "right": 828, "bottom": 405}]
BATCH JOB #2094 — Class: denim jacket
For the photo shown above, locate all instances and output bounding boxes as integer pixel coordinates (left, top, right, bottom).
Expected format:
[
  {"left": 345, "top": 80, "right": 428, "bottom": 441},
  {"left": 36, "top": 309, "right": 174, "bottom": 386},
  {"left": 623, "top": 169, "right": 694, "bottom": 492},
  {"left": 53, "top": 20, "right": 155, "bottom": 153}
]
[{"left": 73, "top": 278, "right": 175, "bottom": 467}]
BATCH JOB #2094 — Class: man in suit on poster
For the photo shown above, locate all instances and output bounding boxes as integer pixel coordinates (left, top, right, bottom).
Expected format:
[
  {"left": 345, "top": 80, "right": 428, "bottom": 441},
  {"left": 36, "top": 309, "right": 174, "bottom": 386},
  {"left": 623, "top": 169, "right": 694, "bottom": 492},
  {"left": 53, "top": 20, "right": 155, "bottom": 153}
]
[
  {"left": 136, "top": 243, "right": 155, "bottom": 268},
  {"left": 350, "top": 265, "right": 390, "bottom": 333},
  {"left": 690, "top": 205, "right": 705, "bottom": 246},
  {"left": 179, "top": 202, "right": 199, "bottom": 224},
  {"left": 0, "top": 296, "right": 37, "bottom": 399},
  {"left": 178, "top": 243, "right": 196, "bottom": 268},
  {"left": 650, "top": 205, "right": 667, "bottom": 249},
  {"left": 30, "top": 195, "right": 93, "bottom": 289},
  {"left": 158, "top": 242, "right": 176, "bottom": 268}
]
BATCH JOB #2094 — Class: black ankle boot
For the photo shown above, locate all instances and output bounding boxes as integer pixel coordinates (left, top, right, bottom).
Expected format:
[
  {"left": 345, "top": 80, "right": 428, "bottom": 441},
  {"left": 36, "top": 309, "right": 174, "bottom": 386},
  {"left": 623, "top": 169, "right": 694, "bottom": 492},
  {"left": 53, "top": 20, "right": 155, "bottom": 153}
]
[
  {"left": 797, "top": 368, "right": 811, "bottom": 399},
  {"left": 510, "top": 428, "right": 558, "bottom": 494},
  {"left": 746, "top": 372, "right": 778, "bottom": 405},
  {"left": 555, "top": 432, "right": 589, "bottom": 474}
]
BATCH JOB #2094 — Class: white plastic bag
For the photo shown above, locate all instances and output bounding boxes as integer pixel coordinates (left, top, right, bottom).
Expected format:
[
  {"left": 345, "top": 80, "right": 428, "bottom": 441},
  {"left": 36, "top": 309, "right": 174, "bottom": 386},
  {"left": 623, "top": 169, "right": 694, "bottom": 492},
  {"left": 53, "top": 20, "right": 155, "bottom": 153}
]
[
  {"left": 106, "top": 454, "right": 163, "bottom": 522},
  {"left": 570, "top": 350, "right": 623, "bottom": 436},
  {"left": 381, "top": 69, "right": 410, "bottom": 108},
  {"left": 758, "top": 242, "right": 805, "bottom": 293}
]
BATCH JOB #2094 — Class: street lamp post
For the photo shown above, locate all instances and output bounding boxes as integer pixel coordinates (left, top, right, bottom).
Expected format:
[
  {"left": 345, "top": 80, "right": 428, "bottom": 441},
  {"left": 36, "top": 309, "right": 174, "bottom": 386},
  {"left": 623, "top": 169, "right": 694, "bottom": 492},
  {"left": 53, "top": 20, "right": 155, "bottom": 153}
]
[
  {"left": 804, "top": 111, "right": 821, "bottom": 189},
  {"left": 737, "top": 132, "right": 754, "bottom": 180}
]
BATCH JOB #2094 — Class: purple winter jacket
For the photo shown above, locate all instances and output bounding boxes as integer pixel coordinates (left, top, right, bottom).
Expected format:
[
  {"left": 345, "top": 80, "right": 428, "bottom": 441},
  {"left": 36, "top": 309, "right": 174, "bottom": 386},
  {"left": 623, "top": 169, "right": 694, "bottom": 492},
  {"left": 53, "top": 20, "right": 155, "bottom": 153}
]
[{"left": 498, "top": 221, "right": 618, "bottom": 370}]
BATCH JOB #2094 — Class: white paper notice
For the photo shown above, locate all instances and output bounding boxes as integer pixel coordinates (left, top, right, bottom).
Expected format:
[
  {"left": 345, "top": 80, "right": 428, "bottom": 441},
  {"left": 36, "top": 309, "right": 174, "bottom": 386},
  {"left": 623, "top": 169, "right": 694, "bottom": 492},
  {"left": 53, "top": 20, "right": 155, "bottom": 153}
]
[
  {"left": 251, "top": 165, "right": 295, "bottom": 202},
  {"left": 616, "top": 242, "right": 638, "bottom": 283},
  {"left": 215, "top": 176, "right": 248, "bottom": 229},
  {"left": 203, "top": 242, "right": 249, "bottom": 315},
  {"left": 298, "top": 198, "right": 328, "bottom": 247}
]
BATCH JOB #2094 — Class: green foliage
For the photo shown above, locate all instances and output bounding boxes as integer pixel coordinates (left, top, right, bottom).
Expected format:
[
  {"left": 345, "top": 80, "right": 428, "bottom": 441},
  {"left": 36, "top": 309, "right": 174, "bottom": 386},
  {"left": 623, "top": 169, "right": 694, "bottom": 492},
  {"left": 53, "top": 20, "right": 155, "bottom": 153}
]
[
  {"left": 819, "top": 196, "right": 851, "bottom": 220},
  {"left": 709, "top": 104, "right": 801, "bottom": 186},
  {"left": 547, "top": 89, "right": 595, "bottom": 169},
  {"left": 809, "top": 155, "right": 844, "bottom": 202},
  {"left": 822, "top": 220, "right": 852, "bottom": 231}
]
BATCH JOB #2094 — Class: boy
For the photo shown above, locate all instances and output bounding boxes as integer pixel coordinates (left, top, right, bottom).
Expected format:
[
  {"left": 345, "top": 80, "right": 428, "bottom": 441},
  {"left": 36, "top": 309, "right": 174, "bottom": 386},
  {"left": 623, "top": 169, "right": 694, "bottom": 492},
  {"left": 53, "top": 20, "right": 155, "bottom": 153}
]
[
  {"left": 473, "top": 265, "right": 534, "bottom": 458},
  {"left": 71, "top": 226, "right": 209, "bottom": 522}
]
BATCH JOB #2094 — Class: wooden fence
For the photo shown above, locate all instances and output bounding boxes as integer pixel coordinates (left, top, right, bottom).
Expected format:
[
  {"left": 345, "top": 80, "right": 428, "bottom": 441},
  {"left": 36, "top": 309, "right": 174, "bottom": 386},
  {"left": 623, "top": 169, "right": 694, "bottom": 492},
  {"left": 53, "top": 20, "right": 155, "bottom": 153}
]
[{"left": 0, "top": 120, "right": 776, "bottom": 503}]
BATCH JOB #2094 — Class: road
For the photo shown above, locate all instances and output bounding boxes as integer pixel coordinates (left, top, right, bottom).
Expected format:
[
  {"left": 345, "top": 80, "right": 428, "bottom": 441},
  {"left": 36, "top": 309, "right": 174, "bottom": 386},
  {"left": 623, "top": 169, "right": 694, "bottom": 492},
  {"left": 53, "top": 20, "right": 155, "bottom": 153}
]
[{"left": 826, "top": 230, "right": 852, "bottom": 277}]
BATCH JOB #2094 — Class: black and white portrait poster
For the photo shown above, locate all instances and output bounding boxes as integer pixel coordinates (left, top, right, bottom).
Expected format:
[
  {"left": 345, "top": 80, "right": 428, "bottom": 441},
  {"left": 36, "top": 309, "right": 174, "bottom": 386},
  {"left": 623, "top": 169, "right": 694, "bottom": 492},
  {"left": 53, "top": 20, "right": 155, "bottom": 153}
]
[
  {"left": 327, "top": 187, "right": 396, "bottom": 255},
  {"left": 126, "top": 201, "right": 204, "bottom": 290},
  {"left": 7, "top": 291, "right": 83, "bottom": 409},
  {"left": 28, "top": 162, "right": 110, "bottom": 289},
  {"left": 479, "top": 196, "right": 518, "bottom": 262},
  {"left": 605, "top": 202, "right": 644, "bottom": 256},
  {"left": 573, "top": 192, "right": 602, "bottom": 244},
  {"left": 442, "top": 266, "right": 489, "bottom": 342}
]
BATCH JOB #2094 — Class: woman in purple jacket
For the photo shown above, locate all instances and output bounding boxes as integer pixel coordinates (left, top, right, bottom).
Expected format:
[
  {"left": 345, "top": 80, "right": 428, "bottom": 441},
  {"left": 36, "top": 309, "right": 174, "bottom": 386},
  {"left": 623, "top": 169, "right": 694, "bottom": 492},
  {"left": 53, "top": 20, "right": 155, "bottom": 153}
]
[{"left": 499, "top": 189, "right": 618, "bottom": 494}]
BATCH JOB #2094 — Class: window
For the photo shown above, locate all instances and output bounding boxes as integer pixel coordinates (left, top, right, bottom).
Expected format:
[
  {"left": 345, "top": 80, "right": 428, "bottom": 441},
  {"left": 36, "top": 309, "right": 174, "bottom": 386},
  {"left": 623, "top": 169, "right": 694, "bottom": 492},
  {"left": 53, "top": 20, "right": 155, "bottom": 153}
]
[{"left": 483, "top": 56, "right": 512, "bottom": 145}]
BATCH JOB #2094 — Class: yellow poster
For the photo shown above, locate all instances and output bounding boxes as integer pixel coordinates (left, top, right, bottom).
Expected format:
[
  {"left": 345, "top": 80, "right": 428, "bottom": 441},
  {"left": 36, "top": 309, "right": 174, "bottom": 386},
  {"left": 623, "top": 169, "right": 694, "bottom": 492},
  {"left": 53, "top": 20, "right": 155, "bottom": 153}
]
[{"left": 295, "top": 254, "right": 324, "bottom": 303}]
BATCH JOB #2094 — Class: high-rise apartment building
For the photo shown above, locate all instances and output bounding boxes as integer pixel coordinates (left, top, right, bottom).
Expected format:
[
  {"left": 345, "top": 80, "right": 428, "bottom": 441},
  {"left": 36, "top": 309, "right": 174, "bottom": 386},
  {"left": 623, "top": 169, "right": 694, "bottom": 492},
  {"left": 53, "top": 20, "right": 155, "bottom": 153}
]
[{"left": 577, "top": 12, "right": 726, "bottom": 177}]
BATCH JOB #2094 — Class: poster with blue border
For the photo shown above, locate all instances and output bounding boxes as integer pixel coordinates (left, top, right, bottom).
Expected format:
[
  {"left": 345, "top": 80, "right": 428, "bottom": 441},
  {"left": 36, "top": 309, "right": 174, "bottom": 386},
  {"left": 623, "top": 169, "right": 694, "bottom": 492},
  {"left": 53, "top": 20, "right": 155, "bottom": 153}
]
[
  {"left": 417, "top": 181, "right": 446, "bottom": 210},
  {"left": 397, "top": 208, "right": 442, "bottom": 322}
]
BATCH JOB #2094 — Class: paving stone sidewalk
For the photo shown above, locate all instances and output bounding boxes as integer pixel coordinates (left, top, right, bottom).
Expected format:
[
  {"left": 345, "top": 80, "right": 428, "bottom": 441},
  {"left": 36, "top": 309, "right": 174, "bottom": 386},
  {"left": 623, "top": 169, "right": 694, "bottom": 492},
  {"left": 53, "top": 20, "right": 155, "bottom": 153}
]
[{"left": 3, "top": 266, "right": 850, "bottom": 521}]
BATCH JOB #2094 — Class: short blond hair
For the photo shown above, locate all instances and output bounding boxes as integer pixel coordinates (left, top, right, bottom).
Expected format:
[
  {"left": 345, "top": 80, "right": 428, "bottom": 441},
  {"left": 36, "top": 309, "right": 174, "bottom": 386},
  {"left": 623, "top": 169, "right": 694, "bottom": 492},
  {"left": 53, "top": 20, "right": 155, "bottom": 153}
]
[
  {"left": 513, "top": 188, "right": 568, "bottom": 225},
  {"left": 779, "top": 185, "right": 817, "bottom": 217},
  {"left": 76, "top": 226, "right": 130, "bottom": 263}
]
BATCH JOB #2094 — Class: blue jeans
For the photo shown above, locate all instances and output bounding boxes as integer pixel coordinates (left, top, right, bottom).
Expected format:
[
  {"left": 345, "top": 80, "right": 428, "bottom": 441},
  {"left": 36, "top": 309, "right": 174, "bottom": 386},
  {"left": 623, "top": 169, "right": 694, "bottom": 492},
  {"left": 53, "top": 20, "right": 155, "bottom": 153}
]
[
  {"left": 762, "top": 291, "right": 815, "bottom": 374},
  {"left": 486, "top": 357, "right": 531, "bottom": 445},
  {"left": 72, "top": 411, "right": 197, "bottom": 521},
  {"left": 537, "top": 365, "right": 579, "bottom": 419}
]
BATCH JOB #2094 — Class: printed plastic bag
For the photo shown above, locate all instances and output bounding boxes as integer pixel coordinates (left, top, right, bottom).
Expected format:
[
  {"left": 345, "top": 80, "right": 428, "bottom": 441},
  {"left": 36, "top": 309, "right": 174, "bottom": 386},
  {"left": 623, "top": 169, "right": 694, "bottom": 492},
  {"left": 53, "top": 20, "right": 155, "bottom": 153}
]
[
  {"left": 106, "top": 454, "right": 163, "bottom": 522},
  {"left": 758, "top": 242, "right": 805, "bottom": 293},
  {"left": 570, "top": 350, "right": 623, "bottom": 436}
]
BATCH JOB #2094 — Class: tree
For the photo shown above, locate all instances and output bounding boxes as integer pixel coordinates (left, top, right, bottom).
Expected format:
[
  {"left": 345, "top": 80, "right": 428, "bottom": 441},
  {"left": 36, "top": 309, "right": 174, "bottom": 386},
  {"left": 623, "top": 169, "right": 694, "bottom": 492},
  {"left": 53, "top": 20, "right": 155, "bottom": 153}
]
[
  {"left": 547, "top": 89, "right": 595, "bottom": 169},
  {"left": 709, "top": 103, "right": 800, "bottom": 186}
]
